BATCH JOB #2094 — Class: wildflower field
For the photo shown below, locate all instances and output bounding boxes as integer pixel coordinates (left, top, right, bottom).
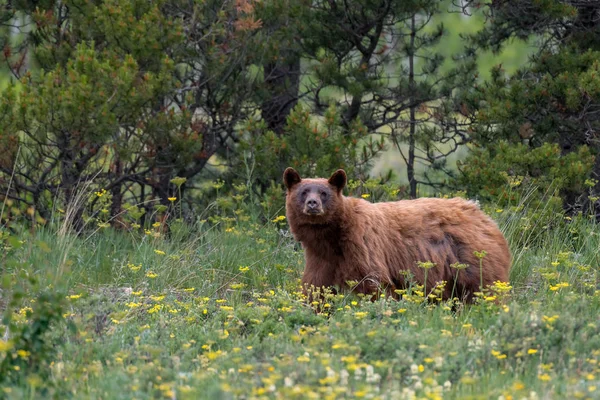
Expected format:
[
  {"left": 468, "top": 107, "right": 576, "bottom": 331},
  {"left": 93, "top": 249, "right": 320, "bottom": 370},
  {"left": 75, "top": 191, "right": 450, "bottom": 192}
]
[{"left": 1, "top": 208, "right": 600, "bottom": 400}]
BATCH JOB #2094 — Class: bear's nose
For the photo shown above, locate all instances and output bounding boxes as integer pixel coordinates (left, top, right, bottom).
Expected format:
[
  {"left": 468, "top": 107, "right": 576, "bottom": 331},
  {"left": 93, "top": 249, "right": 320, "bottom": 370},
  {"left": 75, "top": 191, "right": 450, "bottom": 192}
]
[{"left": 306, "top": 199, "right": 318, "bottom": 209}]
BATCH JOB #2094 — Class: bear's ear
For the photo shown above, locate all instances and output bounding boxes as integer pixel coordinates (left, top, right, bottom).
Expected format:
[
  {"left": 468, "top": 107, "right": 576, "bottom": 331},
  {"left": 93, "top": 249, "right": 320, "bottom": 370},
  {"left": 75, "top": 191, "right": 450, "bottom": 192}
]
[
  {"left": 328, "top": 169, "right": 347, "bottom": 192},
  {"left": 283, "top": 167, "right": 301, "bottom": 189}
]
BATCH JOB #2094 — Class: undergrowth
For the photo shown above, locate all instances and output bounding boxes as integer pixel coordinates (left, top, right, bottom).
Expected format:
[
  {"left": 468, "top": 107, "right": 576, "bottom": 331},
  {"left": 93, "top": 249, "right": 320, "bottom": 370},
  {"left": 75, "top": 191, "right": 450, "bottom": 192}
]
[{"left": 1, "top": 197, "right": 600, "bottom": 399}]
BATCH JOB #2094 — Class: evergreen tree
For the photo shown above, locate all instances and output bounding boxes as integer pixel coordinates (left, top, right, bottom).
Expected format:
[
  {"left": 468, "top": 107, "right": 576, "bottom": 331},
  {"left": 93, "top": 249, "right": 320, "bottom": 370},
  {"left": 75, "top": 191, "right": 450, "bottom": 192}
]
[
  {"left": 0, "top": 0, "right": 181, "bottom": 231},
  {"left": 300, "top": 0, "right": 478, "bottom": 197},
  {"left": 0, "top": 0, "right": 265, "bottom": 228},
  {"left": 458, "top": 0, "right": 600, "bottom": 214}
]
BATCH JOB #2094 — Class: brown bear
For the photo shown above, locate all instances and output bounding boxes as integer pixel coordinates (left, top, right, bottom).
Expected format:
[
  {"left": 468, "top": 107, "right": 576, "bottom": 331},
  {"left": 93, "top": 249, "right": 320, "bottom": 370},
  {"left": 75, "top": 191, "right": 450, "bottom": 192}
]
[{"left": 283, "top": 167, "right": 511, "bottom": 302}]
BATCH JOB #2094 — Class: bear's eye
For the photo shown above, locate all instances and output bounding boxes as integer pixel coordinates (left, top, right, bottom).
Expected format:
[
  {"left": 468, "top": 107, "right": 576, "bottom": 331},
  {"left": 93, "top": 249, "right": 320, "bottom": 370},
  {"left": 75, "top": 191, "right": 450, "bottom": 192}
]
[
  {"left": 300, "top": 190, "right": 308, "bottom": 200},
  {"left": 320, "top": 191, "right": 328, "bottom": 200}
]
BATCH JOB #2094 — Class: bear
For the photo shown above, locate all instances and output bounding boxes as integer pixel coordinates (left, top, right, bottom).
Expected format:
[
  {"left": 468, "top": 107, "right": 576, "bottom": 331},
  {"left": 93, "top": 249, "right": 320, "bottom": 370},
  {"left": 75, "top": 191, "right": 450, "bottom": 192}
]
[{"left": 283, "top": 167, "right": 511, "bottom": 302}]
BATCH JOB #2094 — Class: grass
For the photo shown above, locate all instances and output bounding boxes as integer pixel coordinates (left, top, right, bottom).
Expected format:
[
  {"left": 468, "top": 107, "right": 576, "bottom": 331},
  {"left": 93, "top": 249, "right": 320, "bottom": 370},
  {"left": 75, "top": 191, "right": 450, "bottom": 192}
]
[{"left": 1, "top": 204, "right": 600, "bottom": 399}]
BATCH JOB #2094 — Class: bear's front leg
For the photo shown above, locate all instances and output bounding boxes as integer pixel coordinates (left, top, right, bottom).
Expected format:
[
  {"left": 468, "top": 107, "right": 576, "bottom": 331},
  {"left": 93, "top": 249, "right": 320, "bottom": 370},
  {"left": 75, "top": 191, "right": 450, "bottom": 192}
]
[
  {"left": 335, "top": 237, "right": 392, "bottom": 298},
  {"left": 301, "top": 250, "right": 338, "bottom": 304}
]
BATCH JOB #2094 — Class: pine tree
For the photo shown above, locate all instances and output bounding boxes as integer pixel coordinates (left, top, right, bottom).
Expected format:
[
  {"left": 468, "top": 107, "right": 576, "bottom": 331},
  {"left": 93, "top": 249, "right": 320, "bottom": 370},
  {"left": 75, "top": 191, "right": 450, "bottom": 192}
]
[
  {"left": 0, "top": 0, "right": 181, "bottom": 231},
  {"left": 299, "top": 0, "right": 478, "bottom": 197},
  {"left": 0, "top": 0, "right": 265, "bottom": 229},
  {"left": 458, "top": 0, "right": 600, "bottom": 214}
]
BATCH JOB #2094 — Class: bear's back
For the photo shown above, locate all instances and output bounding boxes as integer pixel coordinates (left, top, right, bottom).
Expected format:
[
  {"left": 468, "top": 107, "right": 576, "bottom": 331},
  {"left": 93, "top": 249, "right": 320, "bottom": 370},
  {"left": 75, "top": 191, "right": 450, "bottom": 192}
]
[
  {"left": 341, "top": 196, "right": 510, "bottom": 298},
  {"left": 347, "top": 197, "right": 489, "bottom": 236}
]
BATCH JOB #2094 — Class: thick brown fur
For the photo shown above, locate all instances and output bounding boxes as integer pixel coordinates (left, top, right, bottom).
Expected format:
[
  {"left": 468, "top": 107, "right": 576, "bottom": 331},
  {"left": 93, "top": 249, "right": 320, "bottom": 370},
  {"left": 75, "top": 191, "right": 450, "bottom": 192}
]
[{"left": 283, "top": 168, "right": 511, "bottom": 302}]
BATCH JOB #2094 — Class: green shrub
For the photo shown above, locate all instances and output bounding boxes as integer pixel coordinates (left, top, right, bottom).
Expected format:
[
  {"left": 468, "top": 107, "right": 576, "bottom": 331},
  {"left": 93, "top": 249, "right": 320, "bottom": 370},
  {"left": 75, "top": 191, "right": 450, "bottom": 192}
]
[
  {"left": 0, "top": 290, "right": 69, "bottom": 388},
  {"left": 457, "top": 141, "right": 594, "bottom": 210},
  {"left": 238, "top": 104, "right": 385, "bottom": 183}
]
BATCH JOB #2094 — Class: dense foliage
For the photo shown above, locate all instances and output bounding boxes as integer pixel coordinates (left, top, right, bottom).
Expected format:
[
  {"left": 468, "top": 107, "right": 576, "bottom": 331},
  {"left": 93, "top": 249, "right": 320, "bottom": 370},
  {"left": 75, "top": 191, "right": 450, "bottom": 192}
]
[
  {"left": 458, "top": 0, "right": 600, "bottom": 214},
  {"left": 2, "top": 0, "right": 577, "bottom": 231}
]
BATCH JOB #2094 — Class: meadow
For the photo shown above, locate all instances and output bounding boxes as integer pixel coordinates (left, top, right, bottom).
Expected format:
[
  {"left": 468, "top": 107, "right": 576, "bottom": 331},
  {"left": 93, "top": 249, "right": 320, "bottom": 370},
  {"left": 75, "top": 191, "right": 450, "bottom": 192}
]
[{"left": 1, "top": 195, "right": 600, "bottom": 400}]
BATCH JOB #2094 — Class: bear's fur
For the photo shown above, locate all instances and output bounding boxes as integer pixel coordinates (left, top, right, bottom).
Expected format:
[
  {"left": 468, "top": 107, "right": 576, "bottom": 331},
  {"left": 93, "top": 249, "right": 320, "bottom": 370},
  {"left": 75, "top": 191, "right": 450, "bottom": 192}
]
[{"left": 283, "top": 168, "right": 511, "bottom": 301}]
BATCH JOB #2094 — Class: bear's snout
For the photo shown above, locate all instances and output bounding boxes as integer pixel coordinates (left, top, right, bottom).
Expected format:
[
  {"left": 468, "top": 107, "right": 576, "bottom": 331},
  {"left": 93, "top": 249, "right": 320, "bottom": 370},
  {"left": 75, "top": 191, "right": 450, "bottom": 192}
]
[{"left": 304, "top": 195, "right": 324, "bottom": 215}]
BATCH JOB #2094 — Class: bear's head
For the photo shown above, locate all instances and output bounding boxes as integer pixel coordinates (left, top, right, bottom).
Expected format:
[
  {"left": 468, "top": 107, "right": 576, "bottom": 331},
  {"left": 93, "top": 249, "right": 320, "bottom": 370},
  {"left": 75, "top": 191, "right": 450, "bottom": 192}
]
[{"left": 283, "top": 168, "right": 346, "bottom": 223}]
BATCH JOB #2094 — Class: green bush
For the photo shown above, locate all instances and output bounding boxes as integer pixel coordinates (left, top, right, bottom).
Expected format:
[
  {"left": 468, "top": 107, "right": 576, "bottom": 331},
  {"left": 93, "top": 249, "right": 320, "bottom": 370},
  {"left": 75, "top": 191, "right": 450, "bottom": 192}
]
[
  {"left": 240, "top": 104, "right": 383, "bottom": 181},
  {"left": 457, "top": 141, "right": 594, "bottom": 210},
  {"left": 0, "top": 290, "right": 69, "bottom": 388}
]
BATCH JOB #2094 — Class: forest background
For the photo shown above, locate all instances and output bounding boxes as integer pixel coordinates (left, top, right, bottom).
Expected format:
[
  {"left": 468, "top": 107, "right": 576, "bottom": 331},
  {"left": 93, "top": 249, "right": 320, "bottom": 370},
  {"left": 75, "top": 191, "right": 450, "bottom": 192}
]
[{"left": 1, "top": 0, "right": 599, "bottom": 230}]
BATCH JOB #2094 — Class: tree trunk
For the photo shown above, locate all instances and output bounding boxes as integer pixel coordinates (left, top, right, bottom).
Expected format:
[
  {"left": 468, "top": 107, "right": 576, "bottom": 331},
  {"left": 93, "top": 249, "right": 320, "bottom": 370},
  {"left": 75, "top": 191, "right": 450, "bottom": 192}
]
[
  {"left": 59, "top": 133, "right": 85, "bottom": 233},
  {"left": 110, "top": 158, "right": 124, "bottom": 228},
  {"left": 407, "top": 15, "right": 417, "bottom": 199},
  {"left": 261, "top": 56, "right": 300, "bottom": 135}
]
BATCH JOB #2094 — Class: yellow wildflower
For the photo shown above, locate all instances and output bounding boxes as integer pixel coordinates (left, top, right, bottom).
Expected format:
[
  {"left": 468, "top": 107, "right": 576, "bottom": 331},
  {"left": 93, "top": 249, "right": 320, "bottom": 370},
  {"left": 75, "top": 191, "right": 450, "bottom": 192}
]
[
  {"left": 230, "top": 283, "right": 246, "bottom": 290},
  {"left": 147, "top": 304, "right": 163, "bottom": 314},
  {"left": 128, "top": 263, "right": 141, "bottom": 272},
  {"left": 549, "top": 282, "right": 570, "bottom": 291},
  {"left": 354, "top": 311, "right": 368, "bottom": 320},
  {"left": 17, "top": 350, "right": 30, "bottom": 358},
  {"left": 0, "top": 340, "right": 13, "bottom": 352},
  {"left": 538, "top": 374, "right": 551, "bottom": 381}
]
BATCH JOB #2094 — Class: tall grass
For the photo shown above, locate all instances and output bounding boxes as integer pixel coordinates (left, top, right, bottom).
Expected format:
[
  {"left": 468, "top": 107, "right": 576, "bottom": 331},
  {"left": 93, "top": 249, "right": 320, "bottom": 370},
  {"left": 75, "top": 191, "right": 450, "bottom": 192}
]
[{"left": 1, "top": 189, "right": 599, "bottom": 399}]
